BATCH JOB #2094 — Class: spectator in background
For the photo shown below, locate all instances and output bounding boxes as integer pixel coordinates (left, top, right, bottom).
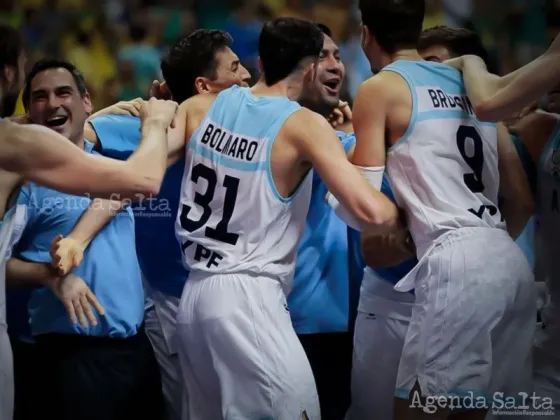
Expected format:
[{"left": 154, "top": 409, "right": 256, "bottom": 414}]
[
  {"left": 223, "top": 0, "right": 262, "bottom": 73},
  {"left": 118, "top": 21, "right": 161, "bottom": 98},
  {"left": 423, "top": 0, "right": 445, "bottom": 30}
]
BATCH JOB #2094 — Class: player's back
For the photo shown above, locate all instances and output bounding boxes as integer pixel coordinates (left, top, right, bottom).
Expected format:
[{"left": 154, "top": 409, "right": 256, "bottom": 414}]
[
  {"left": 384, "top": 60, "right": 505, "bottom": 257},
  {"left": 176, "top": 85, "right": 312, "bottom": 288}
]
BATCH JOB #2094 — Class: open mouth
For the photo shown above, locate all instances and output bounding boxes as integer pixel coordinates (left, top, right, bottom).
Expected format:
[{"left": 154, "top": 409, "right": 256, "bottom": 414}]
[
  {"left": 45, "top": 115, "right": 69, "bottom": 127},
  {"left": 323, "top": 79, "right": 340, "bottom": 95}
]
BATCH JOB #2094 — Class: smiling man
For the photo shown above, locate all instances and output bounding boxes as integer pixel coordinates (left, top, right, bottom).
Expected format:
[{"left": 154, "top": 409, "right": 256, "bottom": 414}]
[
  {"left": 8, "top": 59, "right": 164, "bottom": 420},
  {"left": 288, "top": 23, "right": 364, "bottom": 419}
]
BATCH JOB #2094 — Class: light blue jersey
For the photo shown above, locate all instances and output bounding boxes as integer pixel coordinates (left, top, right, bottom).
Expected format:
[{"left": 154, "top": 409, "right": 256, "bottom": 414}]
[
  {"left": 176, "top": 86, "right": 311, "bottom": 287},
  {"left": 288, "top": 132, "right": 364, "bottom": 334},
  {"left": 90, "top": 115, "right": 188, "bottom": 298},
  {"left": 15, "top": 141, "right": 144, "bottom": 337}
]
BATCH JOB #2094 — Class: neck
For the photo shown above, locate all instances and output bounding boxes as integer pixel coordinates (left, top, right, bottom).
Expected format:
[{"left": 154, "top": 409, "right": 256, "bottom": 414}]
[
  {"left": 251, "top": 77, "right": 302, "bottom": 101},
  {"left": 382, "top": 48, "right": 423, "bottom": 68}
]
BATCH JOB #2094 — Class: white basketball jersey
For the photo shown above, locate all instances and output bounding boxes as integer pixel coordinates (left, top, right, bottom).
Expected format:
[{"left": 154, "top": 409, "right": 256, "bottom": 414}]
[
  {"left": 175, "top": 86, "right": 312, "bottom": 289},
  {"left": 0, "top": 202, "right": 27, "bottom": 329},
  {"left": 384, "top": 60, "right": 505, "bottom": 258}
]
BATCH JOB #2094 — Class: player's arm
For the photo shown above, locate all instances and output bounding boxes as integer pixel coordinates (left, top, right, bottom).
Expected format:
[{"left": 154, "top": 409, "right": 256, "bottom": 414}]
[
  {"left": 360, "top": 177, "right": 415, "bottom": 268},
  {"left": 457, "top": 39, "right": 560, "bottom": 121},
  {"left": 322, "top": 73, "right": 402, "bottom": 232},
  {"left": 0, "top": 98, "right": 177, "bottom": 199},
  {"left": 497, "top": 123, "right": 534, "bottom": 239},
  {"left": 292, "top": 110, "right": 398, "bottom": 233},
  {"left": 6, "top": 258, "right": 56, "bottom": 289}
]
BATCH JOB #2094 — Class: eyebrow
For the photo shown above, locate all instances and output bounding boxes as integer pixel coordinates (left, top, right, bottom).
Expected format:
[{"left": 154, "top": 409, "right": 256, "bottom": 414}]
[
  {"left": 231, "top": 60, "right": 239, "bottom": 69},
  {"left": 31, "top": 85, "right": 74, "bottom": 97}
]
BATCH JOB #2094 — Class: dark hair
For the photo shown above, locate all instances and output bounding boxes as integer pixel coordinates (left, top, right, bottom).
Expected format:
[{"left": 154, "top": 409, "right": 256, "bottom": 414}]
[
  {"left": 418, "top": 26, "right": 489, "bottom": 66},
  {"left": 23, "top": 58, "right": 87, "bottom": 109},
  {"left": 161, "top": 29, "right": 233, "bottom": 103},
  {"left": 258, "top": 17, "right": 324, "bottom": 86},
  {"left": 359, "top": 0, "right": 425, "bottom": 54},
  {"left": 0, "top": 24, "right": 23, "bottom": 70},
  {"left": 316, "top": 23, "right": 332, "bottom": 38}
]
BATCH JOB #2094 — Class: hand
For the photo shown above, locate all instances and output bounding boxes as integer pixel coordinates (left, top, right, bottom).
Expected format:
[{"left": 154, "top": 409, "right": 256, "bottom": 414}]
[
  {"left": 328, "top": 101, "right": 352, "bottom": 128},
  {"left": 149, "top": 80, "right": 171, "bottom": 100},
  {"left": 87, "top": 98, "right": 144, "bottom": 122},
  {"left": 48, "top": 273, "right": 105, "bottom": 328},
  {"left": 141, "top": 97, "right": 179, "bottom": 129},
  {"left": 7, "top": 115, "right": 30, "bottom": 124},
  {"left": 50, "top": 234, "right": 85, "bottom": 277}
]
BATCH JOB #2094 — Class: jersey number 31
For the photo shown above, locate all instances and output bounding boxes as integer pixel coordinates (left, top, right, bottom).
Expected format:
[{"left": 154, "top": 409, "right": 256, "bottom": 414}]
[{"left": 179, "top": 163, "right": 240, "bottom": 245}]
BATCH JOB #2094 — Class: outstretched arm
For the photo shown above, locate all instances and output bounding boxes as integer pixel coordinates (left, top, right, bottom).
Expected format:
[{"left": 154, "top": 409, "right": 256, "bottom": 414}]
[
  {"left": 457, "top": 37, "right": 560, "bottom": 121},
  {"left": 0, "top": 98, "right": 177, "bottom": 199}
]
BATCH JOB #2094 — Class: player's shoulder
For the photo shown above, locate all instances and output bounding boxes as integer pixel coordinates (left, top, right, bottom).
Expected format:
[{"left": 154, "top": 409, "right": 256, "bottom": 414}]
[{"left": 284, "top": 108, "right": 331, "bottom": 136}]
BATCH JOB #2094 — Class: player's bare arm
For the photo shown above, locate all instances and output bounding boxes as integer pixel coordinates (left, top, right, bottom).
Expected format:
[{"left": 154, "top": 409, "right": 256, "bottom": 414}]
[
  {"left": 291, "top": 108, "right": 398, "bottom": 233},
  {"left": 0, "top": 98, "right": 177, "bottom": 199},
  {"left": 6, "top": 258, "right": 56, "bottom": 289},
  {"left": 451, "top": 37, "right": 560, "bottom": 121},
  {"left": 497, "top": 123, "right": 534, "bottom": 239}
]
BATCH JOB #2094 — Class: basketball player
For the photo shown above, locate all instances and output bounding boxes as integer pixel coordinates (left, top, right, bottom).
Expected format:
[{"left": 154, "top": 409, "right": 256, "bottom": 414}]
[
  {"left": 338, "top": 1, "right": 536, "bottom": 418},
  {"left": 347, "top": 24, "right": 535, "bottom": 420},
  {"left": 169, "top": 17, "right": 397, "bottom": 419},
  {"left": 447, "top": 33, "right": 560, "bottom": 121},
  {"left": 0, "top": 24, "right": 177, "bottom": 420}
]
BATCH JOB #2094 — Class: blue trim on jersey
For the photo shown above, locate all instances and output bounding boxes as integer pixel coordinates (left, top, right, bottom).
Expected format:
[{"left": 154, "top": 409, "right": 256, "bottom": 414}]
[
  {"left": 264, "top": 105, "right": 304, "bottom": 203},
  {"left": 384, "top": 67, "right": 418, "bottom": 152},
  {"left": 189, "top": 139, "right": 267, "bottom": 172},
  {"left": 416, "top": 110, "right": 495, "bottom": 126}
]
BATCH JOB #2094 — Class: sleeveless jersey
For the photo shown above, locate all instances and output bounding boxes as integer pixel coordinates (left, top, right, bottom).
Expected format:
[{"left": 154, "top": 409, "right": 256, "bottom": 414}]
[
  {"left": 0, "top": 201, "right": 27, "bottom": 330},
  {"left": 175, "top": 86, "right": 312, "bottom": 288},
  {"left": 384, "top": 60, "right": 505, "bottom": 257},
  {"left": 536, "top": 118, "right": 560, "bottom": 320}
]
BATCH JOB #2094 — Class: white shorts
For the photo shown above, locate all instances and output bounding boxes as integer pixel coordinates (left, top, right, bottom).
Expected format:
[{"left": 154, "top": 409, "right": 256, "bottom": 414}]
[
  {"left": 176, "top": 272, "right": 319, "bottom": 420},
  {"left": 348, "top": 270, "right": 413, "bottom": 420},
  {"left": 144, "top": 285, "right": 184, "bottom": 420},
  {"left": 396, "top": 227, "right": 536, "bottom": 403}
]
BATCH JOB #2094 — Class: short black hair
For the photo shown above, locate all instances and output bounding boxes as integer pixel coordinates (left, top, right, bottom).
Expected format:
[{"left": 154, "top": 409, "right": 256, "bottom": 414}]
[
  {"left": 23, "top": 58, "right": 87, "bottom": 109},
  {"left": 0, "top": 24, "right": 23, "bottom": 70},
  {"left": 418, "top": 26, "right": 490, "bottom": 66},
  {"left": 258, "top": 17, "right": 324, "bottom": 86},
  {"left": 359, "top": 0, "right": 425, "bottom": 54},
  {"left": 161, "top": 29, "right": 233, "bottom": 103},
  {"left": 316, "top": 23, "right": 332, "bottom": 38}
]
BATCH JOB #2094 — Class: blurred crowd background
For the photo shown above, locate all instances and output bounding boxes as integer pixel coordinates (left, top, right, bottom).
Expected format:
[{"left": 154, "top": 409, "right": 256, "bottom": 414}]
[{"left": 1, "top": 0, "right": 558, "bottom": 113}]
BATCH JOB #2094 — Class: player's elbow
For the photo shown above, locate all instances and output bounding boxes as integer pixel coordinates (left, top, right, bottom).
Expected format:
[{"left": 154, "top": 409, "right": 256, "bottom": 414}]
[
  {"left": 474, "top": 101, "right": 499, "bottom": 122},
  {"left": 140, "top": 178, "right": 162, "bottom": 197}
]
